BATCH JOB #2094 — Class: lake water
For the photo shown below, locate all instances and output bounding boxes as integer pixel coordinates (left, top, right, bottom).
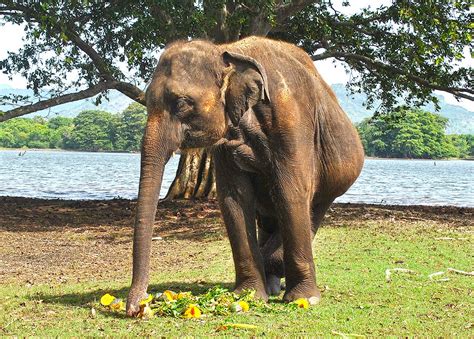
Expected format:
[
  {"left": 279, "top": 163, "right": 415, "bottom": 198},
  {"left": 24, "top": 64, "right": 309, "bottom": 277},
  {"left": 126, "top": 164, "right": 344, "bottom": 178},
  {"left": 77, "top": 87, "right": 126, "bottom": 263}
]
[{"left": 0, "top": 150, "right": 472, "bottom": 207}]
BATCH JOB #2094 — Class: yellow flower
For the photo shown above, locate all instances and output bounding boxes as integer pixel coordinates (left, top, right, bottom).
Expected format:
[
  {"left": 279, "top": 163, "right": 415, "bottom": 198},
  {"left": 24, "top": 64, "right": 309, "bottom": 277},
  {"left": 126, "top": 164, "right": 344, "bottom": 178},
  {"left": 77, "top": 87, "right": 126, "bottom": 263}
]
[
  {"left": 177, "top": 292, "right": 191, "bottom": 300},
  {"left": 294, "top": 298, "right": 309, "bottom": 309},
  {"left": 110, "top": 298, "right": 125, "bottom": 310},
  {"left": 163, "top": 290, "right": 177, "bottom": 301},
  {"left": 231, "top": 301, "right": 250, "bottom": 313},
  {"left": 238, "top": 301, "right": 250, "bottom": 312},
  {"left": 139, "top": 294, "right": 154, "bottom": 305},
  {"left": 100, "top": 293, "right": 116, "bottom": 306},
  {"left": 138, "top": 304, "right": 154, "bottom": 319},
  {"left": 183, "top": 304, "right": 201, "bottom": 319}
]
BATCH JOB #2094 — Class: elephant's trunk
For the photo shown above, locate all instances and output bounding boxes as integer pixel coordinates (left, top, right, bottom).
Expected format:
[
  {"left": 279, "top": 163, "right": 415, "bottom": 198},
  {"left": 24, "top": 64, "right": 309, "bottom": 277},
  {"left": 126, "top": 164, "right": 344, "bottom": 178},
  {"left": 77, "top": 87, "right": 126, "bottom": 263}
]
[{"left": 126, "top": 112, "right": 180, "bottom": 316}]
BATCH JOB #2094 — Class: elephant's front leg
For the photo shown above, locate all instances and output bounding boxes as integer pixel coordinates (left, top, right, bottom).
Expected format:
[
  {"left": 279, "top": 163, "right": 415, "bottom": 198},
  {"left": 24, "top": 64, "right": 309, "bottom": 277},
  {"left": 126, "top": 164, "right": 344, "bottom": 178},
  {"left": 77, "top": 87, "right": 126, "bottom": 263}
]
[
  {"left": 272, "top": 183, "right": 320, "bottom": 304},
  {"left": 214, "top": 149, "right": 268, "bottom": 301}
]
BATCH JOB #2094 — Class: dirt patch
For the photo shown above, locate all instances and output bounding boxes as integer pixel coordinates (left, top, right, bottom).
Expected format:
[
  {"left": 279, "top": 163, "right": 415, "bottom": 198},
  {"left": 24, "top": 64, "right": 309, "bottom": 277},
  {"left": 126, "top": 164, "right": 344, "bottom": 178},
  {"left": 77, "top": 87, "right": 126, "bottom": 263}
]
[
  {"left": 325, "top": 203, "right": 473, "bottom": 227},
  {"left": 2, "top": 197, "right": 471, "bottom": 232},
  {"left": 0, "top": 196, "right": 472, "bottom": 285}
]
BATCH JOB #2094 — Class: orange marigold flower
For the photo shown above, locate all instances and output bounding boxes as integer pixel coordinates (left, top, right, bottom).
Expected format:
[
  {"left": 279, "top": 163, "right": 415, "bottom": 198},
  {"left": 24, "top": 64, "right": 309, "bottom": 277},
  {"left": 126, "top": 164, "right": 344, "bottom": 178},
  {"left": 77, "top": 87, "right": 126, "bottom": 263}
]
[
  {"left": 163, "top": 290, "right": 177, "bottom": 301},
  {"left": 238, "top": 301, "right": 250, "bottom": 312},
  {"left": 183, "top": 304, "right": 201, "bottom": 319},
  {"left": 294, "top": 298, "right": 309, "bottom": 309},
  {"left": 110, "top": 298, "right": 125, "bottom": 310},
  {"left": 139, "top": 294, "right": 154, "bottom": 305}
]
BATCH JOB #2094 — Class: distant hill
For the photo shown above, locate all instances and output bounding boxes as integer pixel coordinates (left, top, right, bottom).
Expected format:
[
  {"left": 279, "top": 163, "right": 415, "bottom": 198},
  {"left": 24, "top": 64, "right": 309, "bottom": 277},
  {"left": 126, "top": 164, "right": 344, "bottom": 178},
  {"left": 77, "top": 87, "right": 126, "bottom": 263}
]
[
  {"left": 331, "top": 84, "right": 474, "bottom": 134},
  {"left": 1, "top": 83, "right": 473, "bottom": 134}
]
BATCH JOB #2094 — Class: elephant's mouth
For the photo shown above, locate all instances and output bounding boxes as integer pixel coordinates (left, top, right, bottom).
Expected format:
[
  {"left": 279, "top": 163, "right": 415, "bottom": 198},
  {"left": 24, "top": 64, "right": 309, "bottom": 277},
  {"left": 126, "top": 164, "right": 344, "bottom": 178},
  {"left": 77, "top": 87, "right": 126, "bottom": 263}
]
[{"left": 180, "top": 123, "right": 226, "bottom": 149}]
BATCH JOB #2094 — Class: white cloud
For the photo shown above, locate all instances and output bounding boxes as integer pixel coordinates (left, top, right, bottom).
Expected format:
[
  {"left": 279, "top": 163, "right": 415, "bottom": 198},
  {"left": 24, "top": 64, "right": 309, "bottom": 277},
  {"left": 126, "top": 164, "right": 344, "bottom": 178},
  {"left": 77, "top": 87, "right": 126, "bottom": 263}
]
[
  {"left": 314, "top": 58, "right": 350, "bottom": 85},
  {"left": 0, "top": 22, "right": 27, "bottom": 88},
  {"left": 0, "top": 22, "right": 25, "bottom": 56}
]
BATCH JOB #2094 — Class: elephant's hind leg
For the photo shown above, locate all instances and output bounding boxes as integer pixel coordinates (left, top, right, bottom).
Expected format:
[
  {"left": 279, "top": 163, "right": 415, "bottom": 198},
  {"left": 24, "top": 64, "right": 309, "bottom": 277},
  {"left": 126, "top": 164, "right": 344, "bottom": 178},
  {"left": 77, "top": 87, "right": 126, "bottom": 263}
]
[
  {"left": 258, "top": 200, "right": 333, "bottom": 298},
  {"left": 258, "top": 215, "right": 285, "bottom": 295},
  {"left": 268, "top": 179, "right": 320, "bottom": 303},
  {"left": 311, "top": 199, "right": 334, "bottom": 236}
]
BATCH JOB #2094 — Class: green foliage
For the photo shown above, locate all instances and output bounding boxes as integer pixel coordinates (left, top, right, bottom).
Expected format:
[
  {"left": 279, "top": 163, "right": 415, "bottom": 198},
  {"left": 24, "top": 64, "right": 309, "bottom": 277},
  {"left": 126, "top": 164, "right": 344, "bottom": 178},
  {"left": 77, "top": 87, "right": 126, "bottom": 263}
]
[
  {"left": 0, "top": 103, "right": 146, "bottom": 151},
  {"left": 448, "top": 134, "right": 474, "bottom": 157},
  {"left": 0, "top": 116, "right": 70, "bottom": 149},
  {"left": 2, "top": 104, "right": 472, "bottom": 158},
  {"left": 114, "top": 103, "right": 147, "bottom": 152},
  {"left": 0, "top": 1, "right": 472, "bottom": 116},
  {"left": 275, "top": 0, "right": 473, "bottom": 110},
  {"left": 65, "top": 110, "right": 118, "bottom": 151},
  {"left": 357, "top": 108, "right": 472, "bottom": 159}
]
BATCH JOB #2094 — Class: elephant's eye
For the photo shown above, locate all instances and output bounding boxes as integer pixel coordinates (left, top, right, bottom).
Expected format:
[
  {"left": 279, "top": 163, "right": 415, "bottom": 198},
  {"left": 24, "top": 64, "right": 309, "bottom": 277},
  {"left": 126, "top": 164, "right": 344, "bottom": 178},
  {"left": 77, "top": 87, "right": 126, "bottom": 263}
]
[{"left": 172, "top": 97, "right": 194, "bottom": 118}]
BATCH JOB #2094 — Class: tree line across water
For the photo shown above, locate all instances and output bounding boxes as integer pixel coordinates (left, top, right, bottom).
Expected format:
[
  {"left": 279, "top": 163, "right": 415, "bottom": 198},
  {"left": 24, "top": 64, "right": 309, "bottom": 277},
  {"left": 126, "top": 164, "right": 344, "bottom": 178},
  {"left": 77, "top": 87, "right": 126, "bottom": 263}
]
[
  {"left": 0, "top": 104, "right": 472, "bottom": 159},
  {"left": 358, "top": 108, "right": 473, "bottom": 159},
  {"left": 0, "top": 103, "right": 146, "bottom": 152}
]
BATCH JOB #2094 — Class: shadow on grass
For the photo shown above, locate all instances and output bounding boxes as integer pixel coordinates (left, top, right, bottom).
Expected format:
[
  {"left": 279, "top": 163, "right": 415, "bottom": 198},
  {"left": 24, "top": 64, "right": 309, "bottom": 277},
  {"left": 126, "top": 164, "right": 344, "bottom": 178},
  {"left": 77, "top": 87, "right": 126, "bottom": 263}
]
[
  {"left": 0, "top": 197, "right": 226, "bottom": 241},
  {"left": 28, "top": 281, "right": 234, "bottom": 318}
]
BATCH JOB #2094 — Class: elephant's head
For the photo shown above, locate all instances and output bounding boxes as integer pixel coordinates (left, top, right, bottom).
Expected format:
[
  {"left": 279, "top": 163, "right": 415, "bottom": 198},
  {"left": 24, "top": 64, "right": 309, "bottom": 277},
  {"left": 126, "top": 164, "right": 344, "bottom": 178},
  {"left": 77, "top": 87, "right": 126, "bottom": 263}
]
[{"left": 126, "top": 40, "right": 270, "bottom": 316}]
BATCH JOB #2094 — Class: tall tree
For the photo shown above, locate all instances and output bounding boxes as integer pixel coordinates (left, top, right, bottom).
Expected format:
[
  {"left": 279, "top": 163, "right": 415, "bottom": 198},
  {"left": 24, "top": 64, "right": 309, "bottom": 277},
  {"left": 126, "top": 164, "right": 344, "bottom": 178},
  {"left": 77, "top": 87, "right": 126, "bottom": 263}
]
[
  {"left": 357, "top": 108, "right": 463, "bottom": 159},
  {"left": 115, "top": 103, "right": 147, "bottom": 152},
  {"left": 0, "top": 0, "right": 473, "bottom": 197},
  {"left": 65, "top": 110, "right": 118, "bottom": 151}
]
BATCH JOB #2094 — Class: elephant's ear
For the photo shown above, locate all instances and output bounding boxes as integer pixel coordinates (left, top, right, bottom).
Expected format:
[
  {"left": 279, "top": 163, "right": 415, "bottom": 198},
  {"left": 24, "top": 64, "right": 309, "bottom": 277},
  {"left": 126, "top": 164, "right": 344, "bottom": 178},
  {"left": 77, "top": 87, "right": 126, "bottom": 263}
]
[{"left": 221, "top": 51, "right": 271, "bottom": 126}]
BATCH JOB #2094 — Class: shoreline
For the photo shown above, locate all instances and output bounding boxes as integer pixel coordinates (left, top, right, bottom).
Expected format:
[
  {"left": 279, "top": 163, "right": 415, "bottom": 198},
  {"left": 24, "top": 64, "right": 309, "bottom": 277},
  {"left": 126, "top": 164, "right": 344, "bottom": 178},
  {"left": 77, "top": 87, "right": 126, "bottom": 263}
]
[
  {"left": 0, "top": 195, "right": 474, "bottom": 211},
  {"left": 0, "top": 195, "right": 472, "bottom": 209},
  {"left": 1, "top": 196, "right": 471, "bottom": 240},
  {"left": 0, "top": 147, "right": 140, "bottom": 154},
  {"left": 0, "top": 148, "right": 470, "bottom": 160},
  {"left": 1, "top": 195, "right": 473, "bottom": 213}
]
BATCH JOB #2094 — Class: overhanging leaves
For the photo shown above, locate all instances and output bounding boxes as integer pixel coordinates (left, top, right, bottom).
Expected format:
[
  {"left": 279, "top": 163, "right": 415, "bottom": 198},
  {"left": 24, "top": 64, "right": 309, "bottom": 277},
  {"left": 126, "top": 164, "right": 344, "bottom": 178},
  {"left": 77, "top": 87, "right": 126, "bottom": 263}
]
[{"left": 0, "top": 0, "right": 472, "bottom": 121}]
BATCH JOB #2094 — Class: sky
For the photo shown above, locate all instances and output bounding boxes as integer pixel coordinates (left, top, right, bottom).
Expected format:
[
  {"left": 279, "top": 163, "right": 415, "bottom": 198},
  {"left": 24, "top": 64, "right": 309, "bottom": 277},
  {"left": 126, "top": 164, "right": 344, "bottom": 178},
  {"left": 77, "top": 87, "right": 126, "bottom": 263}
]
[{"left": 0, "top": 1, "right": 472, "bottom": 111}]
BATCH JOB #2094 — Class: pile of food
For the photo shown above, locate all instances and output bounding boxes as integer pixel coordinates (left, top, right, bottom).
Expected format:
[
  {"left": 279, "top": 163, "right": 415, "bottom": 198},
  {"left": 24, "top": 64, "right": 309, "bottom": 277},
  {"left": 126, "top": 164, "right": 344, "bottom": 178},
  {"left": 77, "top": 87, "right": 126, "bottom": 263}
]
[{"left": 99, "top": 286, "right": 310, "bottom": 319}]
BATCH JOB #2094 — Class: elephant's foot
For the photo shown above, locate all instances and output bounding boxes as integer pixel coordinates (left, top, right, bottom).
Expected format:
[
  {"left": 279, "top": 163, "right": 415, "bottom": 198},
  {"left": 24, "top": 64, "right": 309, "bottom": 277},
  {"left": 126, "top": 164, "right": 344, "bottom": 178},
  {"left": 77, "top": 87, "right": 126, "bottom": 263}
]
[
  {"left": 283, "top": 280, "right": 321, "bottom": 305},
  {"left": 265, "top": 274, "right": 283, "bottom": 296},
  {"left": 126, "top": 287, "right": 148, "bottom": 317},
  {"left": 234, "top": 280, "right": 268, "bottom": 302}
]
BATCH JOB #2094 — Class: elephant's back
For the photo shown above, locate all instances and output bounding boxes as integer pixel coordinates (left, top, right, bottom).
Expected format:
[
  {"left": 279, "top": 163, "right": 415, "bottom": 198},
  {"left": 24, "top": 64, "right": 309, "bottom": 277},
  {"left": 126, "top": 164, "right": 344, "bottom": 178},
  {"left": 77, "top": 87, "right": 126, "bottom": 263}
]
[
  {"left": 224, "top": 37, "right": 364, "bottom": 199},
  {"left": 225, "top": 37, "right": 316, "bottom": 79},
  {"left": 224, "top": 37, "right": 343, "bottom": 117}
]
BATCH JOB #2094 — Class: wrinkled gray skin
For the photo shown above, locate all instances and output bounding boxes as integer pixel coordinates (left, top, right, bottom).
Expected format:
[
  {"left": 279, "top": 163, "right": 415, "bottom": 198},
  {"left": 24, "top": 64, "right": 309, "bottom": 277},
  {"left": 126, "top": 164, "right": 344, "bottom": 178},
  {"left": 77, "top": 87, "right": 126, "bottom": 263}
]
[{"left": 126, "top": 37, "right": 364, "bottom": 316}]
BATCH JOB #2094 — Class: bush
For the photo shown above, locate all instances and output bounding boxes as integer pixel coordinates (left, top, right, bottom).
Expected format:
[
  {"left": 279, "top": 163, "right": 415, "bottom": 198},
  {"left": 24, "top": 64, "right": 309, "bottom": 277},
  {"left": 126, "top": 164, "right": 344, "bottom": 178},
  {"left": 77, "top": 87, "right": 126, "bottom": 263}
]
[{"left": 357, "top": 108, "right": 471, "bottom": 159}]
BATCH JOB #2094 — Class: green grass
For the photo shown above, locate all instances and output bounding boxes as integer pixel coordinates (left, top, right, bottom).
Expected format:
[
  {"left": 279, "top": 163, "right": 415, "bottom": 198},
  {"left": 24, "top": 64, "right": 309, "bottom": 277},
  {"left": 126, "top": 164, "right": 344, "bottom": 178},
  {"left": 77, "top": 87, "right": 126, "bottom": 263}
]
[{"left": 1, "top": 220, "right": 472, "bottom": 336}]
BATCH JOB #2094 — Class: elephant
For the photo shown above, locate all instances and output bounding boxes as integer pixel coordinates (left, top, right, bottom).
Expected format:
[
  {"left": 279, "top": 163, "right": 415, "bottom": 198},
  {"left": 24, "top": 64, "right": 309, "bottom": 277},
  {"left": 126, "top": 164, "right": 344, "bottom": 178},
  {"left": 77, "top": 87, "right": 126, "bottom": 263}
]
[{"left": 126, "top": 36, "right": 364, "bottom": 316}]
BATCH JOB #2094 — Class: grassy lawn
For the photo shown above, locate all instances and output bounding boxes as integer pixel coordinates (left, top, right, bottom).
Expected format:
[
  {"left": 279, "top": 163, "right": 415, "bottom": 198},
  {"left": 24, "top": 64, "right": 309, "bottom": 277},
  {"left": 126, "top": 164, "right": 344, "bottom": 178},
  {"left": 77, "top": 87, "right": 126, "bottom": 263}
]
[{"left": 0, "top": 198, "right": 472, "bottom": 336}]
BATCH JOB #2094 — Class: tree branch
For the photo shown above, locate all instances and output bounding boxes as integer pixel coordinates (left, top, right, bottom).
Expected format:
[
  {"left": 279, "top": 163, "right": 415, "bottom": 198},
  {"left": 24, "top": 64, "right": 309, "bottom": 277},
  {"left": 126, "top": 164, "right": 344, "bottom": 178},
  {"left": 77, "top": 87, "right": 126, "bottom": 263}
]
[
  {"left": 63, "top": 23, "right": 113, "bottom": 79},
  {"left": 312, "top": 51, "right": 474, "bottom": 101},
  {"left": 0, "top": 0, "right": 147, "bottom": 118},
  {"left": 311, "top": 51, "right": 336, "bottom": 60},
  {"left": 275, "top": 0, "right": 321, "bottom": 23},
  {"left": 0, "top": 81, "right": 117, "bottom": 122},
  {"left": 115, "top": 82, "right": 146, "bottom": 105},
  {"left": 2, "top": 1, "right": 113, "bottom": 79},
  {"left": 203, "top": 0, "right": 233, "bottom": 42},
  {"left": 248, "top": 0, "right": 321, "bottom": 36}
]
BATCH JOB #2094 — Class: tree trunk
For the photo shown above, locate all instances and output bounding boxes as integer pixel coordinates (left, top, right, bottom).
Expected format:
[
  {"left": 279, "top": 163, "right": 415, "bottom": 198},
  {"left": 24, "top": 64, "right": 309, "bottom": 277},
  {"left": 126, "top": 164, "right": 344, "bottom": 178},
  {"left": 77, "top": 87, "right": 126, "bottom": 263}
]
[
  {"left": 163, "top": 148, "right": 216, "bottom": 200},
  {"left": 164, "top": 3, "right": 271, "bottom": 201}
]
